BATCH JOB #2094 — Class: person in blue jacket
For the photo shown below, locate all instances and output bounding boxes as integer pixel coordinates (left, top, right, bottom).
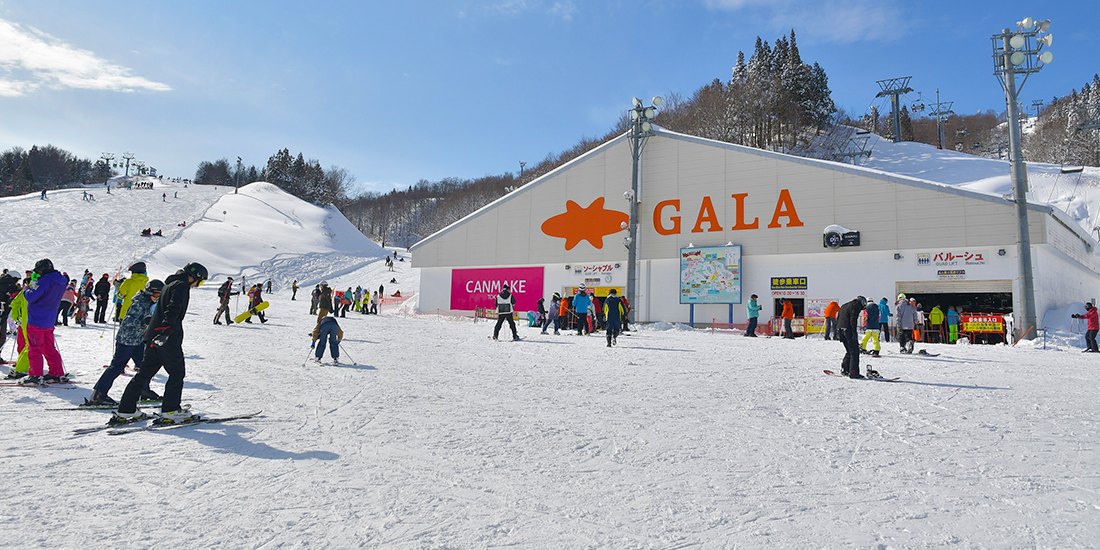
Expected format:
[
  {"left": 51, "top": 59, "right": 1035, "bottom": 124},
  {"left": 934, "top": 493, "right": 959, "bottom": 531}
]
[
  {"left": 878, "top": 297, "right": 892, "bottom": 342},
  {"left": 745, "top": 294, "right": 761, "bottom": 337},
  {"left": 572, "top": 284, "right": 592, "bottom": 335}
]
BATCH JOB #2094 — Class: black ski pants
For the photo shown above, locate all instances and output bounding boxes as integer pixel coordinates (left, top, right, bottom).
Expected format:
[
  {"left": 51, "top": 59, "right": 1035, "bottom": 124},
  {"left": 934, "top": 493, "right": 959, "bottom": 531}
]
[
  {"left": 838, "top": 327, "right": 861, "bottom": 377},
  {"left": 118, "top": 341, "right": 186, "bottom": 413},
  {"left": 94, "top": 298, "right": 109, "bottom": 323},
  {"left": 1086, "top": 329, "right": 1098, "bottom": 352},
  {"left": 494, "top": 313, "right": 518, "bottom": 340}
]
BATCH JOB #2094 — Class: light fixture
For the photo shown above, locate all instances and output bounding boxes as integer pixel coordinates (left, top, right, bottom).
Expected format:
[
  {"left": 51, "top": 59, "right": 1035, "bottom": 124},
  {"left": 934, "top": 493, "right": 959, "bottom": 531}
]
[
  {"left": 652, "top": 96, "right": 662, "bottom": 107},
  {"left": 1037, "top": 34, "right": 1053, "bottom": 47},
  {"left": 726, "top": 241, "right": 733, "bottom": 246},
  {"left": 1009, "top": 34, "right": 1026, "bottom": 48},
  {"left": 894, "top": 253, "right": 902, "bottom": 260},
  {"left": 1039, "top": 51, "right": 1053, "bottom": 64},
  {"left": 1018, "top": 16, "right": 1034, "bottom": 29},
  {"left": 632, "top": 97, "right": 642, "bottom": 107},
  {"left": 1010, "top": 51, "right": 1027, "bottom": 65},
  {"left": 998, "top": 249, "right": 1007, "bottom": 256},
  {"left": 687, "top": 243, "right": 694, "bottom": 248},
  {"left": 565, "top": 264, "right": 571, "bottom": 270},
  {"left": 625, "top": 95, "right": 661, "bottom": 319},
  {"left": 1036, "top": 19, "right": 1051, "bottom": 32}
]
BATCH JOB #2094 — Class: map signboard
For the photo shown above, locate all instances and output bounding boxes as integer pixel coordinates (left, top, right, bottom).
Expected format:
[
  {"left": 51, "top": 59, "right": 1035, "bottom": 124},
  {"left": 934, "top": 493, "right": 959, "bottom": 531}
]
[{"left": 679, "top": 245, "right": 742, "bottom": 304}]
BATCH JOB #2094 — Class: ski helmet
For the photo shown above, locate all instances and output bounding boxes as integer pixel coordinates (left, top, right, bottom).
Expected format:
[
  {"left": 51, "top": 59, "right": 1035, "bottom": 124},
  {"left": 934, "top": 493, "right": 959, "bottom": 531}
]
[
  {"left": 320, "top": 280, "right": 329, "bottom": 287},
  {"left": 897, "top": 293, "right": 906, "bottom": 300},
  {"left": 129, "top": 262, "right": 147, "bottom": 274},
  {"left": 858, "top": 295, "right": 867, "bottom": 307},
  {"left": 33, "top": 258, "right": 54, "bottom": 275},
  {"left": 144, "top": 279, "right": 165, "bottom": 295},
  {"left": 183, "top": 262, "right": 208, "bottom": 283}
]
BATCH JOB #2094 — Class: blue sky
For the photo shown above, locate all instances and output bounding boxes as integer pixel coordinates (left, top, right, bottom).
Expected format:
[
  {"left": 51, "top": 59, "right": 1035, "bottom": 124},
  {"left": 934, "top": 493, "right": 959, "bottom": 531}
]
[{"left": 0, "top": 1, "right": 1095, "bottom": 195}]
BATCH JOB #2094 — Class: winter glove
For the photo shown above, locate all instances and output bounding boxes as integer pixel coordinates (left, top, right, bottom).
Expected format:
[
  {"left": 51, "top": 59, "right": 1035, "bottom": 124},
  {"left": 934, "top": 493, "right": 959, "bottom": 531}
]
[{"left": 310, "top": 342, "right": 316, "bottom": 349}]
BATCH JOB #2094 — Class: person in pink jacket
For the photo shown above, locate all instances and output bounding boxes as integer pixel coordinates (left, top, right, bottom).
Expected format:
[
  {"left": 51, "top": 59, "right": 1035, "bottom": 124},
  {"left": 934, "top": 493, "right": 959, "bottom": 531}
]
[{"left": 1072, "top": 302, "right": 1099, "bottom": 352}]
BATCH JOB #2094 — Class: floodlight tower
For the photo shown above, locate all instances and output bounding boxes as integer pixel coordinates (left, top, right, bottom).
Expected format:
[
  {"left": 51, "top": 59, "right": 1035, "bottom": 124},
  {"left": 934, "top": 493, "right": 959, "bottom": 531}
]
[
  {"left": 992, "top": 16, "right": 1053, "bottom": 340},
  {"left": 875, "top": 76, "right": 913, "bottom": 143},
  {"left": 625, "top": 96, "right": 662, "bottom": 317},
  {"left": 928, "top": 89, "right": 955, "bottom": 150}
]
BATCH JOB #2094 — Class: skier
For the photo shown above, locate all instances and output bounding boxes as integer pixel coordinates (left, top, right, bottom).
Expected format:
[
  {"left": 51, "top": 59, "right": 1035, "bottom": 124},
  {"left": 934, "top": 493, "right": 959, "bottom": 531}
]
[
  {"left": 3, "top": 277, "right": 31, "bottom": 378},
  {"left": 1072, "top": 302, "right": 1099, "bottom": 352},
  {"left": 291, "top": 280, "right": 298, "bottom": 301},
  {"left": 113, "top": 262, "right": 208, "bottom": 424},
  {"left": 493, "top": 284, "right": 520, "bottom": 341},
  {"left": 57, "top": 281, "right": 76, "bottom": 326},
  {"left": 837, "top": 296, "right": 867, "bottom": 379},
  {"left": 20, "top": 259, "right": 69, "bottom": 385},
  {"left": 603, "top": 289, "right": 626, "bottom": 347},
  {"left": 117, "top": 262, "right": 149, "bottom": 321},
  {"left": 88, "top": 280, "right": 165, "bottom": 406},
  {"left": 213, "top": 277, "right": 237, "bottom": 325},
  {"left": 311, "top": 314, "right": 344, "bottom": 363},
  {"left": 859, "top": 298, "right": 881, "bottom": 356},
  {"left": 946, "top": 306, "right": 960, "bottom": 344},
  {"left": 745, "top": 294, "right": 761, "bottom": 337},
  {"left": 93, "top": 273, "right": 111, "bottom": 323},
  {"left": 0, "top": 269, "right": 19, "bottom": 357}
]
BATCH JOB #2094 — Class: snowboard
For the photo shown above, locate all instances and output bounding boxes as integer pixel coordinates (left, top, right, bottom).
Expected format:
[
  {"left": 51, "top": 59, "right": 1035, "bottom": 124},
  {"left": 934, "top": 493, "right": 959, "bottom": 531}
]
[
  {"left": 234, "top": 301, "right": 269, "bottom": 323},
  {"left": 823, "top": 369, "right": 900, "bottom": 382}
]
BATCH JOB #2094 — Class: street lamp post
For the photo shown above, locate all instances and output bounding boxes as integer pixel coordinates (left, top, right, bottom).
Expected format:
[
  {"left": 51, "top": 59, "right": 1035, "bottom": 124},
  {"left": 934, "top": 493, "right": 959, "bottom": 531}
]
[
  {"left": 625, "top": 96, "right": 662, "bottom": 321},
  {"left": 992, "top": 16, "right": 1053, "bottom": 340}
]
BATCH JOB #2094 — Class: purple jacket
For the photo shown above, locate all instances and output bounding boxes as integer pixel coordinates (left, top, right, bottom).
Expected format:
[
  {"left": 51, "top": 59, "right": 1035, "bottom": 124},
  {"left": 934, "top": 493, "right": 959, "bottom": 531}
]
[{"left": 24, "top": 270, "right": 66, "bottom": 329}]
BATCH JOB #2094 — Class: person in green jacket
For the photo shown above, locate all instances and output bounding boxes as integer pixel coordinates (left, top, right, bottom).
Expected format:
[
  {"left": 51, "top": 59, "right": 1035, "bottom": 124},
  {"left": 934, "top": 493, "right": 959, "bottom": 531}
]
[
  {"left": 928, "top": 305, "right": 945, "bottom": 343},
  {"left": 745, "top": 294, "right": 762, "bottom": 337},
  {"left": 117, "top": 262, "right": 149, "bottom": 321},
  {"left": 4, "top": 280, "right": 30, "bottom": 378}
]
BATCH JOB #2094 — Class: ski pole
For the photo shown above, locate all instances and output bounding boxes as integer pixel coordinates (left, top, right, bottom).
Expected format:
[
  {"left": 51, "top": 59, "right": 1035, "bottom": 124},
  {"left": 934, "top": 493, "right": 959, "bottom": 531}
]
[{"left": 337, "top": 341, "right": 358, "bottom": 366}]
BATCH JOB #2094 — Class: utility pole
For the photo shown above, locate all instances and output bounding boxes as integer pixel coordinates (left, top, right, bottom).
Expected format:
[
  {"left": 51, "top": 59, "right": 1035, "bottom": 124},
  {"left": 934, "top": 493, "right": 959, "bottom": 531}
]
[
  {"left": 100, "top": 153, "right": 114, "bottom": 185},
  {"left": 875, "top": 77, "right": 913, "bottom": 143},
  {"left": 928, "top": 89, "right": 955, "bottom": 150},
  {"left": 235, "top": 156, "right": 242, "bottom": 194},
  {"left": 121, "top": 152, "right": 135, "bottom": 177}
]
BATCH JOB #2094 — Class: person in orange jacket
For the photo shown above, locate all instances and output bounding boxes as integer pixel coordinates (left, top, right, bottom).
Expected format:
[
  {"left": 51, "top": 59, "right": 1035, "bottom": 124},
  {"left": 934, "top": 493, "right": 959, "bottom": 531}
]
[
  {"left": 781, "top": 299, "right": 796, "bottom": 339},
  {"left": 823, "top": 300, "right": 840, "bottom": 340}
]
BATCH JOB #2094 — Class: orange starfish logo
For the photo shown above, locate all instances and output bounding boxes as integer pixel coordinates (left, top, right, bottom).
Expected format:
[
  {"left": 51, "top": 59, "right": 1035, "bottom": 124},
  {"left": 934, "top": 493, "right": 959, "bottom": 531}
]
[{"left": 541, "top": 197, "right": 629, "bottom": 250}]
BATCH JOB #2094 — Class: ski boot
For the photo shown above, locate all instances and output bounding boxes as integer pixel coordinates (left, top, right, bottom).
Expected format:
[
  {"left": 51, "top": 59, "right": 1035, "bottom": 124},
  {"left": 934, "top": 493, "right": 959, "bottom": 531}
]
[
  {"left": 19, "top": 375, "right": 44, "bottom": 386},
  {"left": 109, "top": 410, "right": 149, "bottom": 426},
  {"left": 154, "top": 409, "right": 197, "bottom": 425},
  {"left": 43, "top": 374, "right": 71, "bottom": 384}
]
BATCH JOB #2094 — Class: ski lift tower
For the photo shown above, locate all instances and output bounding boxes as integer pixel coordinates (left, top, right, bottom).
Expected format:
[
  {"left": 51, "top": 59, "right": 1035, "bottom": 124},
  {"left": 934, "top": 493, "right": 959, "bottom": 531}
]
[
  {"left": 928, "top": 89, "right": 955, "bottom": 150},
  {"left": 992, "top": 15, "right": 1054, "bottom": 340},
  {"left": 875, "top": 77, "right": 913, "bottom": 143}
]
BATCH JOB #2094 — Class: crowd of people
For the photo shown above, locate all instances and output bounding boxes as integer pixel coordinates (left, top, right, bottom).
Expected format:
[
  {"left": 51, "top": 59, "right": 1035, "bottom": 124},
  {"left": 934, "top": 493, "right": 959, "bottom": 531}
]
[{"left": 1, "top": 260, "right": 209, "bottom": 425}]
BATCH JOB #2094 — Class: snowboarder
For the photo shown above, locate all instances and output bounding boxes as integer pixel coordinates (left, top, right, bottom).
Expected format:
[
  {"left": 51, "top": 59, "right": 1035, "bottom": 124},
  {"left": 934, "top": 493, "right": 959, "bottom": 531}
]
[
  {"left": 291, "top": 280, "right": 298, "bottom": 301},
  {"left": 493, "top": 284, "right": 520, "bottom": 341},
  {"left": 113, "top": 262, "right": 208, "bottom": 424},
  {"left": 837, "top": 296, "right": 867, "bottom": 379},
  {"left": 311, "top": 314, "right": 344, "bottom": 363},
  {"left": 859, "top": 298, "right": 881, "bottom": 356},
  {"left": 310, "top": 284, "right": 320, "bottom": 315},
  {"left": 20, "top": 259, "right": 69, "bottom": 385},
  {"left": 822, "top": 300, "right": 839, "bottom": 340},
  {"left": 1072, "top": 302, "right": 1099, "bottom": 352},
  {"left": 878, "top": 297, "right": 892, "bottom": 342},
  {"left": 245, "top": 284, "right": 267, "bottom": 323},
  {"left": 89, "top": 279, "right": 165, "bottom": 406}
]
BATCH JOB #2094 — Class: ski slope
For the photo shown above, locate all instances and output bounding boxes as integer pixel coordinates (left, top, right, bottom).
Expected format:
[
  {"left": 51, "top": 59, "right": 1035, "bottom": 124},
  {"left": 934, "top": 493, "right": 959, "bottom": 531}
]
[{"left": 0, "top": 172, "right": 1097, "bottom": 548}]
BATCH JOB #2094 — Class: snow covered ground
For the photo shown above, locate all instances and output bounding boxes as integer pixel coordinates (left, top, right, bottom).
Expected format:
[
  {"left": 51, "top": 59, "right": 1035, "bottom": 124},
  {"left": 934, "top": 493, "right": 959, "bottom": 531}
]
[{"left": 0, "top": 174, "right": 1098, "bottom": 548}]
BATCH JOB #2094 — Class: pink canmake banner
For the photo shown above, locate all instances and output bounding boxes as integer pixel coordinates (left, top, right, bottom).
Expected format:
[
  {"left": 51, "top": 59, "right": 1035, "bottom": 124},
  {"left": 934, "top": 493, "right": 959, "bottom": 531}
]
[{"left": 451, "top": 267, "right": 545, "bottom": 312}]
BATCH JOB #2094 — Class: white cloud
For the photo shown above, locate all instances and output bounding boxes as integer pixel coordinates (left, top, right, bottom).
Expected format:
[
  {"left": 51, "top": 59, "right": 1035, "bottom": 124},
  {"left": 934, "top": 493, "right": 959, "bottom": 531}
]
[
  {"left": 0, "top": 18, "right": 171, "bottom": 97},
  {"left": 549, "top": 1, "right": 577, "bottom": 21}
]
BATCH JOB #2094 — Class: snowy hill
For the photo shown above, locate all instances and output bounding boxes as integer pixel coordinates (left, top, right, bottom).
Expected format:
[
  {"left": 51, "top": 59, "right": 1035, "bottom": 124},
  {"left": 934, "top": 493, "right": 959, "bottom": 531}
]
[
  {"left": 857, "top": 133, "right": 1100, "bottom": 237},
  {"left": 0, "top": 171, "right": 1098, "bottom": 548}
]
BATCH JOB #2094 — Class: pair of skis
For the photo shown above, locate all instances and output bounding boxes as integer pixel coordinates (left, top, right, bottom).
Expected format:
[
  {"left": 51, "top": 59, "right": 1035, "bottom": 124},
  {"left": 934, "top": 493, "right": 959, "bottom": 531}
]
[{"left": 73, "top": 411, "right": 262, "bottom": 435}]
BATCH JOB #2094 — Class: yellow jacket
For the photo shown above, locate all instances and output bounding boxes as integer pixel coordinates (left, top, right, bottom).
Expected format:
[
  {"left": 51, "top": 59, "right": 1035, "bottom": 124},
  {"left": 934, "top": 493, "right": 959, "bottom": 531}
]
[{"left": 118, "top": 273, "right": 149, "bottom": 319}]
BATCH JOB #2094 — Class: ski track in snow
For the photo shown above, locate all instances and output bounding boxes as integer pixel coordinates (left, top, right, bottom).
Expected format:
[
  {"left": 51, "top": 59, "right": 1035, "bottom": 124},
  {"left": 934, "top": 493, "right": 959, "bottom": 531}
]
[{"left": 0, "top": 179, "right": 1097, "bottom": 547}]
